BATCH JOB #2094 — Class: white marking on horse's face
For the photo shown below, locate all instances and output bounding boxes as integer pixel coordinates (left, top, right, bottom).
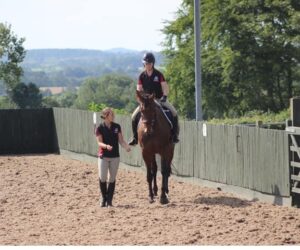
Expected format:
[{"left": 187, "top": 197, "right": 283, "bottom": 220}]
[{"left": 144, "top": 128, "right": 148, "bottom": 133}]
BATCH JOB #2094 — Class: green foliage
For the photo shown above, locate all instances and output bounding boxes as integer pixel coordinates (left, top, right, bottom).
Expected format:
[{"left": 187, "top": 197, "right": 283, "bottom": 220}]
[
  {"left": 113, "top": 108, "right": 128, "bottom": 115},
  {"left": 162, "top": 0, "right": 195, "bottom": 119},
  {"left": 88, "top": 102, "right": 106, "bottom": 112},
  {"left": 88, "top": 102, "right": 128, "bottom": 115},
  {"left": 0, "top": 23, "right": 26, "bottom": 90},
  {"left": 0, "top": 96, "right": 17, "bottom": 109},
  {"left": 56, "top": 90, "right": 77, "bottom": 107},
  {"left": 9, "top": 82, "right": 42, "bottom": 108},
  {"left": 74, "top": 74, "right": 136, "bottom": 112},
  {"left": 0, "top": 23, "right": 44, "bottom": 109},
  {"left": 42, "top": 96, "right": 60, "bottom": 108},
  {"left": 162, "top": 0, "right": 300, "bottom": 119},
  {"left": 209, "top": 109, "right": 290, "bottom": 125},
  {"left": 41, "top": 90, "right": 77, "bottom": 108}
]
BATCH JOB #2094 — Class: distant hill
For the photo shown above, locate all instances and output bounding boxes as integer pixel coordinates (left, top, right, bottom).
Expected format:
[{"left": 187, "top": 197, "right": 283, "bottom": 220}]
[
  {"left": 20, "top": 49, "right": 164, "bottom": 88},
  {"left": 106, "top": 48, "right": 140, "bottom": 54}
]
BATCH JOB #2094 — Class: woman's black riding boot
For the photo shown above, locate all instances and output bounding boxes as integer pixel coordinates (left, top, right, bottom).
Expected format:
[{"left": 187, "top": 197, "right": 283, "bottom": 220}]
[
  {"left": 99, "top": 179, "right": 107, "bottom": 207},
  {"left": 107, "top": 181, "right": 116, "bottom": 207}
]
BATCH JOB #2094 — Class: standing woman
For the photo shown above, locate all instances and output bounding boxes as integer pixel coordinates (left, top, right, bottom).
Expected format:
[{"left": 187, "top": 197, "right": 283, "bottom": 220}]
[{"left": 95, "top": 107, "right": 131, "bottom": 207}]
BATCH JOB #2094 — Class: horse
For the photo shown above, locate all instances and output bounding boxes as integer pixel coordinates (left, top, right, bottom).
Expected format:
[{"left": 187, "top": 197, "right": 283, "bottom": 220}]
[{"left": 136, "top": 90, "right": 175, "bottom": 204}]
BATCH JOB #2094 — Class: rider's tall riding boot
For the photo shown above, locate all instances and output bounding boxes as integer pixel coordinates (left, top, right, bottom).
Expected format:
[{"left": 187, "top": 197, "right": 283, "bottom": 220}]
[
  {"left": 128, "top": 114, "right": 139, "bottom": 146},
  {"left": 107, "top": 181, "right": 116, "bottom": 207},
  {"left": 172, "top": 116, "right": 180, "bottom": 144},
  {"left": 99, "top": 179, "right": 107, "bottom": 207}
]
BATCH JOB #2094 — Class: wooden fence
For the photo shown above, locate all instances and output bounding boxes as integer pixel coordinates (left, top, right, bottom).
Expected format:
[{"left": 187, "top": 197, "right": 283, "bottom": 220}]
[
  {"left": 52, "top": 108, "right": 290, "bottom": 197},
  {"left": 0, "top": 108, "right": 59, "bottom": 154}
]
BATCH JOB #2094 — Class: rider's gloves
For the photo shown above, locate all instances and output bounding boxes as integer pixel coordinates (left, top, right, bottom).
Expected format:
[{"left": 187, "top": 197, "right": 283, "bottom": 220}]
[{"left": 160, "top": 95, "right": 167, "bottom": 103}]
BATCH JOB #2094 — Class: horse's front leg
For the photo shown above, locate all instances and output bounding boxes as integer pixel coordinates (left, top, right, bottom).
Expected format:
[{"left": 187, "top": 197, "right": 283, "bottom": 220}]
[
  {"left": 152, "top": 155, "right": 158, "bottom": 196},
  {"left": 143, "top": 152, "right": 154, "bottom": 203},
  {"left": 160, "top": 158, "right": 171, "bottom": 204},
  {"left": 147, "top": 165, "right": 154, "bottom": 203}
]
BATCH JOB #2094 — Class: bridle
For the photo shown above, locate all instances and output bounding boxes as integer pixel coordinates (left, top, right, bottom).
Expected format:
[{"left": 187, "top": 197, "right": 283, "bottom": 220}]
[{"left": 139, "top": 94, "right": 156, "bottom": 135}]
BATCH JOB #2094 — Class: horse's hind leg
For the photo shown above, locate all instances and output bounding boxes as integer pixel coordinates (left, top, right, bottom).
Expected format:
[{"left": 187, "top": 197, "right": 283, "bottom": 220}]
[{"left": 152, "top": 155, "right": 158, "bottom": 196}]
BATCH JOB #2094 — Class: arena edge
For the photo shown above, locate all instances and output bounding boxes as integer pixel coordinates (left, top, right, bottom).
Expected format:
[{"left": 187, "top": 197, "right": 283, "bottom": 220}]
[{"left": 0, "top": 106, "right": 297, "bottom": 207}]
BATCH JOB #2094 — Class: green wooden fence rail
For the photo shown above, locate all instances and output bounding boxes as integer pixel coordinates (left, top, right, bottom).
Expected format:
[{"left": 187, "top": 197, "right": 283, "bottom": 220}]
[
  {"left": 0, "top": 108, "right": 291, "bottom": 198},
  {"left": 52, "top": 108, "right": 290, "bottom": 197}
]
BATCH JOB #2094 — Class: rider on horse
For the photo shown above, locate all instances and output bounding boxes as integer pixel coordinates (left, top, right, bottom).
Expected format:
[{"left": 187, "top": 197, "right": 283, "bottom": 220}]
[{"left": 128, "top": 52, "right": 179, "bottom": 146}]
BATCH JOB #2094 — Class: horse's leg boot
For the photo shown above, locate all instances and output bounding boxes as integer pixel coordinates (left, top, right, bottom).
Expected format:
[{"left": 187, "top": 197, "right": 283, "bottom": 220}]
[
  {"left": 172, "top": 116, "right": 180, "bottom": 143},
  {"left": 99, "top": 179, "right": 107, "bottom": 207},
  {"left": 107, "top": 181, "right": 116, "bottom": 207}
]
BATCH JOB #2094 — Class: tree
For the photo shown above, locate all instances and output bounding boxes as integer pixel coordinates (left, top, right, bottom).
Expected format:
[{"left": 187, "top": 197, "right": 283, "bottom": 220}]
[
  {"left": 0, "top": 23, "right": 26, "bottom": 92},
  {"left": 10, "top": 82, "right": 42, "bottom": 108},
  {"left": 0, "top": 96, "right": 16, "bottom": 109},
  {"left": 56, "top": 90, "right": 77, "bottom": 107},
  {"left": 42, "top": 90, "right": 78, "bottom": 108},
  {"left": 161, "top": 1, "right": 196, "bottom": 118},
  {"left": 74, "top": 74, "right": 136, "bottom": 112},
  {"left": 74, "top": 78, "right": 99, "bottom": 108},
  {"left": 207, "top": 0, "right": 300, "bottom": 115},
  {"left": 42, "top": 96, "right": 60, "bottom": 108},
  {"left": 162, "top": 0, "right": 300, "bottom": 119}
]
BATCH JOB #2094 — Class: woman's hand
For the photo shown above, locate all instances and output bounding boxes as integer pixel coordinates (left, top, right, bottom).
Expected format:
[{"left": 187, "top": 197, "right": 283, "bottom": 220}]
[
  {"left": 106, "top": 145, "right": 113, "bottom": 151},
  {"left": 118, "top": 132, "right": 132, "bottom": 153}
]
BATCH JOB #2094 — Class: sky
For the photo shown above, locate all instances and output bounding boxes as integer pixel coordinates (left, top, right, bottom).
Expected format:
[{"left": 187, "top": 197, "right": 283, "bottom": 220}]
[{"left": 0, "top": 0, "right": 182, "bottom": 51}]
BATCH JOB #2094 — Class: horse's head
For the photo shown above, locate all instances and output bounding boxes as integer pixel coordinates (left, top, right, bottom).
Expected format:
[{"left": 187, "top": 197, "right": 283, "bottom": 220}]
[
  {"left": 136, "top": 90, "right": 156, "bottom": 133},
  {"left": 136, "top": 90, "right": 155, "bottom": 111}
]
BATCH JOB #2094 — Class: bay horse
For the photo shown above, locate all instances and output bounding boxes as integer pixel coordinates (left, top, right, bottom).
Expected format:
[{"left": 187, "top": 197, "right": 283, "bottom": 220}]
[{"left": 136, "top": 90, "right": 175, "bottom": 204}]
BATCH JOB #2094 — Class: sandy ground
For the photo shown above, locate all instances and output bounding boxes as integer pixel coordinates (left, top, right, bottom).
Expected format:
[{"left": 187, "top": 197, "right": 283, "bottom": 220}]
[{"left": 0, "top": 154, "right": 300, "bottom": 245}]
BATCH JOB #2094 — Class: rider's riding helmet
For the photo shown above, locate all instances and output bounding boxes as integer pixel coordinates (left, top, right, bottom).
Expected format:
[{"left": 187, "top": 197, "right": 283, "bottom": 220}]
[{"left": 142, "top": 52, "right": 155, "bottom": 65}]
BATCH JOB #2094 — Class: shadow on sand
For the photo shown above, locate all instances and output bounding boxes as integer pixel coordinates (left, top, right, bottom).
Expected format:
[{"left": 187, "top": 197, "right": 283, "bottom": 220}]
[{"left": 194, "top": 195, "right": 253, "bottom": 208}]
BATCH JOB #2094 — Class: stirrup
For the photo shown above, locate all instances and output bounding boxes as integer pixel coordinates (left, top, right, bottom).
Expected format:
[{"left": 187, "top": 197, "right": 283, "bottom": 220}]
[{"left": 128, "top": 138, "right": 138, "bottom": 146}]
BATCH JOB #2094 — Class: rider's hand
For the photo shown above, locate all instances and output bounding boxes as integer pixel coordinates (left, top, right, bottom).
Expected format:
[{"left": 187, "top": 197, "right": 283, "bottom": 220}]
[{"left": 160, "top": 95, "right": 167, "bottom": 103}]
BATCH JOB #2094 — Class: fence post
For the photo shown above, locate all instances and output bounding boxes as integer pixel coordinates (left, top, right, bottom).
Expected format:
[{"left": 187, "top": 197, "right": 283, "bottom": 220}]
[
  {"left": 287, "top": 97, "right": 300, "bottom": 207},
  {"left": 291, "top": 97, "right": 300, "bottom": 127},
  {"left": 256, "top": 120, "right": 263, "bottom": 128},
  {"left": 286, "top": 119, "right": 292, "bottom": 127}
]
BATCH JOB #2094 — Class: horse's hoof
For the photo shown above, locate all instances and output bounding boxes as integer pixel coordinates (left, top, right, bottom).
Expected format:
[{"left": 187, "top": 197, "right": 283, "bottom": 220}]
[
  {"left": 160, "top": 197, "right": 169, "bottom": 205},
  {"left": 149, "top": 197, "right": 155, "bottom": 203}
]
